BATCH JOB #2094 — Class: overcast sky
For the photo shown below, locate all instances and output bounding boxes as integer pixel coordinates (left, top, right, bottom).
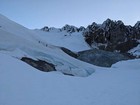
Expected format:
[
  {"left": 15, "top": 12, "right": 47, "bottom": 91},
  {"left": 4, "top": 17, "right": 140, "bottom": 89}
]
[{"left": 0, "top": 0, "right": 140, "bottom": 29}]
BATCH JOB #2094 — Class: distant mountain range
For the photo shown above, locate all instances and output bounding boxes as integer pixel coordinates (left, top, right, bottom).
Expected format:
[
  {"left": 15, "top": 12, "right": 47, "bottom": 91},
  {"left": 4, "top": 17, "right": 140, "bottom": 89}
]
[
  {"left": 40, "top": 19, "right": 140, "bottom": 57},
  {"left": 1, "top": 14, "right": 140, "bottom": 105},
  {"left": 0, "top": 13, "right": 140, "bottom": 71}
]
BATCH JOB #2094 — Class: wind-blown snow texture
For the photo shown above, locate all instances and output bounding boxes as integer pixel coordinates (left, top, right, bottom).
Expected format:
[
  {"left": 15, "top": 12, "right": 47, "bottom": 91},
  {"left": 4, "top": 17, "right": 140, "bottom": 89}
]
[{"left": 0, "top": 14, "right": 140, "bottom": 105}]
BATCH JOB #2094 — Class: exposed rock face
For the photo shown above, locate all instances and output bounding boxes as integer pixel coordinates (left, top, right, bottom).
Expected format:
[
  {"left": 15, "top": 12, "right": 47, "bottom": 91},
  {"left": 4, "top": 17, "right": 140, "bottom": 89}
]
[
  {"left": 115, "top": 40, "right": 139, "bottom": 53},
  {"left": 61, "top": 24, "right": 79, "bottom": 33},
  {"left": 40, "top": 19, "right": 140, "bottom": 67},
  {"left": 41, "top": 25, "right": 85, "bottom": 34},
  {"left": 84, "top": 19, "right": 140, "bottom": 53},
  {"left": 41, "top": 26, "right": 49, "bottom": 32},
  {"left": 41, "top": 20, "right": 140, "bottom": 50},
  {"left": 78, "top": 26, "right": 86, "bottom": 32},
  {"left": 60, "top": 47, "right": 131, "bottom": 67},
  {"left": 77, "top": 49, "right": 130, "bottom": 67},
  {"left": 21, "top": 57, "right": 56, "bottom": 72},
  {"left": 134, "top": 21, "right": 140, "bottom": 29},
  {"left": 60, "top": 47, "right": 78, "bottom": 58}
]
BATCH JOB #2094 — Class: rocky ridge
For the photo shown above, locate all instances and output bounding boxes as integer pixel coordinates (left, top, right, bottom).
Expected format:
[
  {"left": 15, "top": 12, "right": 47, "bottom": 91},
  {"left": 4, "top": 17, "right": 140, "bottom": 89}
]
[
  {"left": 41, "top": 19, "right": 140, "bottom": 55},
  {"left": 41, "top": 19, "right": 140, "bottom": 53},
  {"left": 84, "top": 19, "right": 140, "bottom": 53},
  {"left": 40, "top": 19, "right": 140, "bottom": 67},
  {"left": 41, "top": 19, "right": 140, "bottom": 52}
]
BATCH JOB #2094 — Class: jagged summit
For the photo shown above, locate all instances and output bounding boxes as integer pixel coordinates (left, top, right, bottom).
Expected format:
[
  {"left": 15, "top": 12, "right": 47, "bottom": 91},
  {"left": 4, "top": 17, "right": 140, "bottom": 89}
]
[
  {"left": 41, "top": 26, "right": 49, "bottom": 31},
  {"left": 40, "top": 19, "right": 140, "bottom": 56},
  {"left": 134, "top": 21, "right": 140, "bottom": 29},
  {"left": 101, "top": 19, "right": 125, "bottom": 31},
  {"left": 61, "top": 24, "right": 79, "bottom": 33},
  {"left": 116, "top": 20, "right": 124, "bottom": 25},
  {"left": 41, "top": 24, "right": 85, "bottom": 33},
  {"left": 84, "top": 20, "right": 140, "bottom": 54},
  {"left": 101, "top": 18, "right": 113, "bottom": 28},
  {"left": 86, "top": 22, "right": 99, "bottom": 32},
  {"left": 41, "top": 19, "right": 137, "bottom": 34}
]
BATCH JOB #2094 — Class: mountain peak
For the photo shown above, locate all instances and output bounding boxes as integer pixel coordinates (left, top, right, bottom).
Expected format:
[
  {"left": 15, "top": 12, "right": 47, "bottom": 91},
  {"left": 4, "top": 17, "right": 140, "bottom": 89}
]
[
  {"left": 102, "top": 18, "right": 113, "bottom": 24},
  {"left": 134, "top": 21, "right": 140, "bottom": 29},
  {"left": 41, "top": 26, "right": 49, "bottom": 31},
  {"left": 101, "top": 18, "right": 115, "bottom": 31},
  {"left": 61, "top": 24, "right": 78, "bottom": 33},
  {"left": 116, "top": 20, "right": 124, "bottom": 25}
]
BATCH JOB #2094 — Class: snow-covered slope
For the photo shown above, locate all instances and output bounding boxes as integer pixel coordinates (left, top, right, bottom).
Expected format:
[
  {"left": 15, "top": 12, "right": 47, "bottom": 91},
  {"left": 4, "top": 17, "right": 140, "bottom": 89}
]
[
  {"left": 0, "top": 53, "right": 140, "bottom": 105},
  {"left": 0, "top": 14, "right": 140, "bottom": 105},
  {"left": 0, "top": 14, "right": 95, "bottom": 77},
  {"left": 0, "top": 14, "right": 38, "bottom": 42},
  {"left": 36, "top": 19, "right": 140, "bottom": 58},
  {"left": 34, "top": 28, "right": 90, "bottom": 52}
]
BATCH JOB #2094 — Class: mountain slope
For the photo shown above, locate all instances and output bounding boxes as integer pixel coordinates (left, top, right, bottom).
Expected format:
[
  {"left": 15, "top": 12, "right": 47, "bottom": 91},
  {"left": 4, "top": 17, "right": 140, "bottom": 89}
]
[
  {"left": 34, "top": 26, "right": 90, "bottom": 52},
  {"left": 0, "top": 14, "right": 140, "bottom": 105},
  {"left": 38, "top": 19, "right": 140, "bottom": 57},
  {"left": 0, "top": 14, "right": 95, "bottom": 77}
]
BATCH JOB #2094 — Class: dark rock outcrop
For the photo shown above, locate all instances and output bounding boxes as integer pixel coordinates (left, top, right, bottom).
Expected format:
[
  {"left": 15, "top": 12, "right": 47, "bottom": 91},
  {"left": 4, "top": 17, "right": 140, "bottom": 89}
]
[
  {"left": 78, "top": 26, "right": 86, "bottom": 32},
  {"left": 41, "top": 25, "right": 85, "bottom": 33},
  {"left": 21, "top": 57, "right": 56, "bottom": 72},
  {"left": 60, "top": 47, "right": 78, "bottom": 58},
  {"left": 61, "top": 47, "right": 133, "bottom": 67},
  {"left": 77, "top": 49, "right": 130, "bottom": 67},
  {"left": 40, "top": 19, "right": 140, "bottom": 65},
  {"left": 115, "top": 40, "right": 139, "bottom": 53},
  {"left": 61, "top": 24, "right": 79, "bottom": 33},
  {"left": 41, "top": 26, "right": 49, "bottom": 32},
  {"left": 84, "top": 19, "right": 140, "bottom": 53}
]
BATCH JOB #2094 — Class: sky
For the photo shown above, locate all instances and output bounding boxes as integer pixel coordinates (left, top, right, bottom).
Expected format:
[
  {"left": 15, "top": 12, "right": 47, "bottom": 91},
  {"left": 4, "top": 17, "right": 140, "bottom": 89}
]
[{"left": 0, "top": 0, "right": 140, "bottom": 29}]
